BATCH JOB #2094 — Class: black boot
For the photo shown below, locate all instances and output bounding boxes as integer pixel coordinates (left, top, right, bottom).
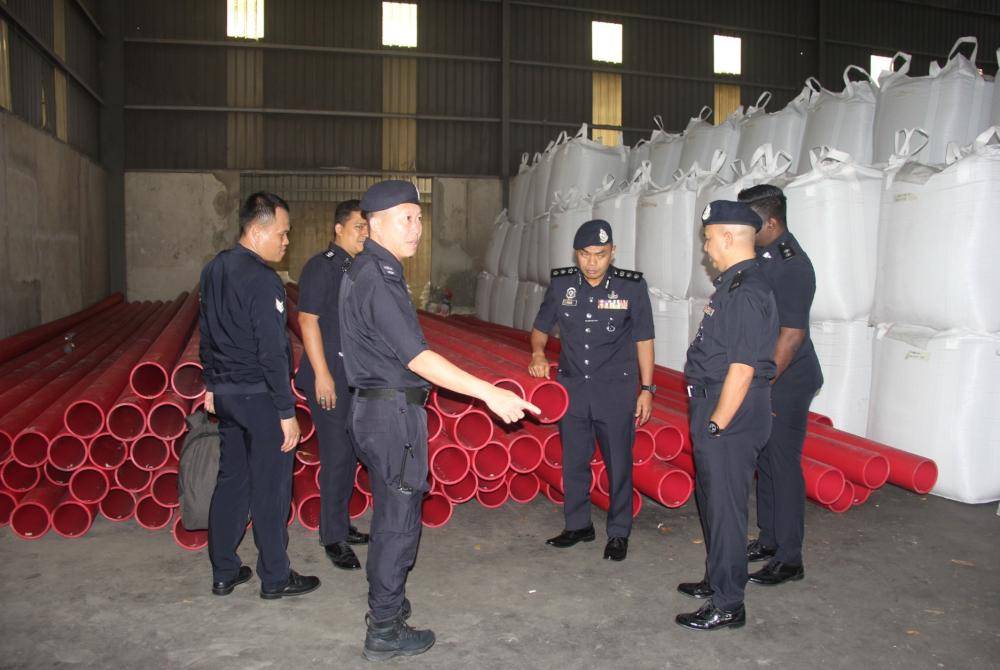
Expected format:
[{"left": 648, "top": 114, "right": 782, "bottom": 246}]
[{"left": 362, "top": 613, "right": 435, "bottom": 662}]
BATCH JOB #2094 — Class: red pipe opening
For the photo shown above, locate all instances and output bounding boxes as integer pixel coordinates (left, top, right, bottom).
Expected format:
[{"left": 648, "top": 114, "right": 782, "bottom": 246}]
[
  {"left": 295, "top": 404, "right": 315, "bottom": 442},
  {"left": 453, "top": 409, "right": 495, "bottom": 450},
  {"left": 51, "top": 500, "right": 96, "bottom": 538},
  {"left": 170, "top": 438, "right": 184, "bottom": 462},
  {"left": 0, "top": 430, "right": 11, "bottom": 464},
  {"left": 64, "top": 400, "right": 105, "bottom": 439},
  {"left": 528, "top": 382, "right": 569, "bottom": 424},
  {"left": 476, "top": 480, "right": 509, "bottom": 508},
  {"left": 11, "top": 431, "right": 49, "bottom": 468},
  {"left": 148, "top": 402, "right": 187, "bottom": 440},
  {"left": 1, "top": 460, "right": 41, "bottom": 492},
  {"left": 852, "top": 485, "right": 873, "bottom": 506},
  {"left": 652, "top": 424, "right": 685, "bottom": 461},
  {"left": 596, "top": 465, "right": 609, "bottom": 496},
  {"left": 129, "top": 363, "right": 169, "bottom": 400},
  {"left": 0, "top": 487, "right": 24, "bottom": 526},
  {"left": 135, "top": 494, "right": 173, "bottom": 530},
  {"left": 477, "top": 473, "right": 506, "bottom": 493},
  {"left": 297, "top": 495, "right": 321, "bottom": 530},
  {"left": 295, "top": 435, "right": 320, "bottom": 466},
  {"left": 9, "top": 482, "right": 66, "bottom": 539},
  {"left": 100, "top": 487, "right": 137, "bottom": 522},
  {"left": 909, "top": 461, "right": 939, "bottom": 496},
  {"left": 430, "top": 442, "right": 471, "bottom": 485},
  {"left": 43, "top": 462, "right": 72, "bottom": 487},
  {"left": 542, "top": 432, "right": 563, "bottom": 467},
  {"left": 421, "top": 492, "right": 453, "bottom": 528},
  {"left": 115, "top": 460, "right": 152, "bottom": 492},
  {"left": 69, "top": 467, "right": 110, "bottom": 504},
  {"left": 826, "top": 480, "right": 855, "bottom": 513},
  {"left": 130, "top": 434, "right": 170, "bottom": 471},
  {"left": 657, "top": 466, "right": 694, "bottom": 508},
  {"left": 442, "top": 471, "right": 478, "bottom": 503},
  {"left": 431, "top": 388, "right": 474, "bottom": 419},
  {"left": 508, "top": 433, "right": 543, "bottom": 473},
  {"left": 87, "top": 434, "right": 128, "bottom": 470},
  {"left": 426, "top": 406, "right": 443, "bottom": 442},
  {"left": 494, "top": 379, "right": 526, "bottom": 399},
  {"left": 471, "top": 442, "right": 510, "bottom": 481},
  {"left": 48, "top": 433, "right": 89, "bottom": 471},
  {"left": 507, "top": 472, "right": 540, "bottom": 503},
  {"left": 349, "top": 489, "right": 370, "bottom": 519},
  {"left": 108, "top": 403, "right": 147, "bottom": 441},
  {"left": 542, "top": 483, "right": 565, "bottom": 505},
  {"left": 172, "top": 516, "right": 208, "bottom": 550},
  {"left": 355, "top": 465, "right": 371, "bottom": 495},
  {"left": 802, "top": 458, "right": 846, "bottom": 506},
  {"left": 633, "top": 428, "right": 655, "bottom": 466},
  {"left": 170, "top": 363, "right": 205, "bottom": 399},
  {"left": 151, "top": 468, "right": 179, "bottom": 507}
]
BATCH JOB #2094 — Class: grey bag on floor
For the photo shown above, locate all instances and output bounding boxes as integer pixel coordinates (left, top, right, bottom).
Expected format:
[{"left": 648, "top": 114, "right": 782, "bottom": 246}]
[{"left": 178, "top": 410, "right": 220, "bottom": 531}]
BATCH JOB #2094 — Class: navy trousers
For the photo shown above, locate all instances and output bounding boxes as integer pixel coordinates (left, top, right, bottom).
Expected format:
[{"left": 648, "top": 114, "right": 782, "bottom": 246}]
[{"left": 306, "top": 372, "right": 358, "bottom": 546}]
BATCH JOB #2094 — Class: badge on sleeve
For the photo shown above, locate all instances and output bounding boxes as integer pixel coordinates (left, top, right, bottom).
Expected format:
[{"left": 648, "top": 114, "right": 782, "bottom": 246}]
[{"left": 275, "top": 298, "right": 285, "bottom": 313}]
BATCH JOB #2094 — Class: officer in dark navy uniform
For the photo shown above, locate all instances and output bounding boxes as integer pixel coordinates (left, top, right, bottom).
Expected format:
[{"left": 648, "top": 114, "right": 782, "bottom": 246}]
[
  {"left": 737, "top": 184, "right": 823, "bottom": 586},
  {"left": 200, "top": 192, "right": 320, "bottom": 600},
  {"left": 529, "top": 219, "right": 655, "bottom": 563},
  {"left": 339, "top": 180, "right": 538, "bottom": 661},
  {"left": 675, "top": 200, "right": 778, "bottom": 631},
  {"left": 295, "top": 199, "right": 371, "bottom": 571}
]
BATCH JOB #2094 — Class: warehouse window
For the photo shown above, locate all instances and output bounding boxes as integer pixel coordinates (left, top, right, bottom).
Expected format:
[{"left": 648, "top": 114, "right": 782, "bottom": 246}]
[
  {"left": 870, "top": 54, "right": 893, "bottom": 82},
  {"left": 383, "top": 2, "right": 418, "bottom": 48},
  {"left": 227, "top": 0, "right": 264, "bottom": 39},
  {"left": 713, "top": 35, "right": 741, "bottom": 75},
  {"left": 592, "top": 21, "right": 622, "bottom": 64}
]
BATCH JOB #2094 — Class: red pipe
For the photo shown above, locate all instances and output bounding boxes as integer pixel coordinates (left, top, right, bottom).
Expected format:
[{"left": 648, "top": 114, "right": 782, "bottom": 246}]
[
  {"left": 295, "top": 404, "right": 315, "bottom": 442},
  {"left": 115, "top": 460, "right": 153, "bottom": 492},
  {"left": 100, "top": 487, "right": 138, "bottom": 522},
  {"left": 129, "top": 291, "right": 200, "bottom": 399},
  {"left": 9, "top": 481, "right": 67, "bottom": 539},
  {"left": 69, "top": 466, "right": 110, "bottom": 504},
  {"left": 355, "top": 465, "right": 371, "bottom": 495},
  {"left": 825, "top": 480, "right": 855, "bottom": 513},
  {"left": 130, "top": 434, "right": 171, "bottom": 471},
  {"left": 293, "top": 470, "right": 321, "bottom": 531},
  {"left": 43, "top": 462, "right": 73, "bottom": 487},
  {"left": 429, "top": 436, "right": 471, "bottom": 485},
  {"left": 507, "top": 471, "right": 540, "bottom": 503},
  {"left": 801, "top": 457, "right": 847, "bottom": 506},
  {"left": 633, "top": 459, "right": 694, "bottom": 508},
  {"left": 429, "top": 388, "right": 474, "bottom": 419},
  {"left": 87, "top": 433, "right": 129, "bottom": 470},
  {"left": 645, "top": 416, "right": 685, "bottom": 461},
  {"left": 477, "top": 473, "right": 507, "bottom": 493},
  {"left": 471, "top": 441, "right": 510, "bottom": 481},
  {"left": 426, "top": 406, "right": 443, "bottom": 442},
  {"left": 591, "top": 487, "right": 642, "bottom": 518},
  {"left": 349, "top": 488, "right": 370, "bottom": 519},
  {"left": 135, "top": 493, "right": 173, "bottom": 530},
  {"left": 151, "top": 466, "right": 179, "bottom": 508},
  {"left": 505, "top": 432, "right": 543, "bottom": 473},
  {"left": 421, "top": 491, "right": 454, "bottom": 527},
  {"left": 0, "top": 485, "right": 25, "bottom": 526},
  {"left": 106, "top": 389, "right": 152, "bottom": 443},
  {"left": 476, "top": 479, "right": 510, "bottom": 508},
  {"left": 295, "top": 434, "right": 320, "bottom": 466},
  {"left": 51, "top": 499, "right": 97, "bottom": 538},
  {"left": 803, "top": 434, "right": 890, "bottom": 490},
  {"left": 852, "top": 485, "right": 873, "bottom": 506},
  {"left": 443, "top": 408, "right": 495, "bottom": 450},
  {"left": 595, "top": 463, "right": 610, "bottom": 495},
  {"left": 542, "top": 482, "right": 564, "bottom": 505},
  {"left": 170, "top": 330, "right": 205, "bottom": 399},
  {"left": 633, "top": 427, "right": 656, "bottom": 466},
  {"left": 1, "top": 460, "right": 41, "bottom": 492},
  {"left": 147, "top": 392, "right": 191, "bottom": 440},
  {"left": 46, "top": 433, "right": 89, "bottom": 471},
  {"left": 170, "top": 437, "right": 184, "bottom": 462},
  {"left": 441, "top": 471, "right": 478, "bottom": 503},
  {"left": 172, "top": 516, "right": 209, "bottom": 550},
  {"left": 0, "top": 293, "right": 123, "bottom": 365}
]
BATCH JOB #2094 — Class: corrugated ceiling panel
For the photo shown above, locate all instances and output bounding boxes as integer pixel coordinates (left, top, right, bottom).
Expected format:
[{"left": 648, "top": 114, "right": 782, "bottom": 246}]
[
  {"left": 417, "top": 60, "right": 498, "bottom": 117},
  {"left": 265, "top": 0, "right": 379, "bottom": 48},
  {"left": 418, "top": 0, "right": 500, "bottom": 58},
  {"left": 262, "top": 51, "right": 381, "bottom": 111}
]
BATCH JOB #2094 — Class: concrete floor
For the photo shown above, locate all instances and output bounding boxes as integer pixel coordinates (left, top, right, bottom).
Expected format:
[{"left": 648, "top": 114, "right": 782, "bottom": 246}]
[{"left": 1, "top": 486, "right": 997, "bottom": 670}]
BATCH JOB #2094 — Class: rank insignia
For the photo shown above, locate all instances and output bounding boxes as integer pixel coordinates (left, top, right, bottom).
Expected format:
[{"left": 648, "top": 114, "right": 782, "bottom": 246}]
[{"left": 597, "top": 299, "right": 628, "bottom": 310}]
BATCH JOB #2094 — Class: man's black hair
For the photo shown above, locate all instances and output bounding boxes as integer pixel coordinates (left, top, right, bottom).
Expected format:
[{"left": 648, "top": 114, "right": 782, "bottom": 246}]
[
  {"left": 239, "top": 192, "right": 290, "bottom": 236},
  {"left": 334, "top": 199, "right": 362, "bottom": 229},
  {"left": 738, "top": 184, "right": 786, "bottom": 228}
]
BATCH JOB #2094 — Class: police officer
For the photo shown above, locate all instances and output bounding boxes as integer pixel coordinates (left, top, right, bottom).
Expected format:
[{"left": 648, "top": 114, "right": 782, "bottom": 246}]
[
  {"left": 339, "top": 180, "right": 539, "bottom": 661},
  {"left": 529, "top": 219, "right": 655, "bottom": 562},
  {"left": 675, "top": 200, "right": 778, "bottom": 631},
  {"left": 200, "top": 192, "right": 320, "bottom": 600},
  {"left": 738, "top": 184, "right": 823, "bottom": 585},
  {"left": 295, "top": 199, "right": 371, "bottom": 570}
]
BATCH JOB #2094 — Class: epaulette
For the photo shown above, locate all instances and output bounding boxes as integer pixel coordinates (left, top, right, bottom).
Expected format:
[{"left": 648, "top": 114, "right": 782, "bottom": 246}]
[
  {"left": 551, "top": 267, "right": 578, "bottom": 277},
  {"left": 611, "top": 268, "right": 643, "bottom": 282},
  {"left": 323, "top": 249, "right": 336, "bottom": 259},
  {"left": 377, "top": 261, "right": 402, "bottom": 282},
  {"left": 778, "top": 242, "right": 796, "bottom": 260},
  {"left": 729, "top": 270, "right": 744, "bottom": 292}
]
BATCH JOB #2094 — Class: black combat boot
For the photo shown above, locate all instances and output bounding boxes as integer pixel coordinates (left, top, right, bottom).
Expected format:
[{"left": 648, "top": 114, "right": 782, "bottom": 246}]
[{"left": 362, "top": 612, "right": 435, "bottom": 662}]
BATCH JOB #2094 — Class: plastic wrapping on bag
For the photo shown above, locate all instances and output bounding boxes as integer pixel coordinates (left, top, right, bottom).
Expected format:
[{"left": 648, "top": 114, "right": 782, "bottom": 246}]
[
  {"left": 810, "top": 320, "right": 874, "bottom": 436},
  {"left": 735, "top": 89, "right": 810, "bottom": 171},
  {"left": 533, "top": 212, "right": 552, "bottom": 286},
  {"left": 678, "top": 106, "right": 744, "bottom": 175},
  {"left": 497, "top": 220, "right": 523, "bottom": 279},
  {"left": 547, "top": 124, "right": 629, "bottom": 208},
  {"left": 508, "top": 154, "right": 532, "bottom": 225},
  {"left": 797, "top": 66, "right": 877, "bottom": 173},
  {"left": 483, "top": 211, "right": 511, "bottom": 277}
]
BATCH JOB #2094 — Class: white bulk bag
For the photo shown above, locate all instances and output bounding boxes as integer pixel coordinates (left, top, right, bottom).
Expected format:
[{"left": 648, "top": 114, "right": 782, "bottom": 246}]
[
  {"left": 678, "top": 106, "right": 744, "bottom": 175},
  {"left": 483, "top": 211, "right": 510, "bottom": 277},
  {"left": 508, "top": 153, "right": 532, "bottom": 225},
  {"left": 797, "top": 66, "right": 877, "bottom": 173},
  {"left": 784, "top": 148, "right": 883, "bottom": 321},
  {"left": 533, "top": 212, "right": 552, "bottom": 286},
  {"left": 648, "top": 289, "right": 695, "bottom": 371},
  {"left": 994, "top": 48, "right": 1000, "bottom": 127},
  {"left": 647, "top": 114, "right": 685, "bottom": 187},
  {"left": 810, "top": 320, "right": 874, "bottom": 436},
  {"left": 489, "top": 275, "right": 520, "bottom": 327},
  {"left": 689, "top": 145, "right": 792, "bottom": 299},
  {"left": 523, "top": 282, "right": 547, "bottom": 332},
  {"left": 518, "top": 218, "right": 534, "bottom": 282},
  {"left": 873, "top": 127, "right": 1000, "bottom": 331},
  {"left": 531, "top": 135, "right": 566, "bottom": 221},
  {"left": 873, "top": 37, "right": 994, "bottom": 165},
  {"left": 522, "top": 151, "right": 542, "bottom": 222},
  {"left": 498, "top": 220, "right": 523, "bottom": 279},
  {"left": 867, "top": 324, "right": 1000, "bottom": 504},
  {"left": 548, "top": 187, "right": 604, "bottom": 273},
  {"left": 628, "top": 115, "right": 667, "bottom": 177},
  {"left": 735, "top": 89, "right": 810, "bottom": 171},
  {"left": 592, "top": 163, "right": 651, "bottom": 271},
  {"left": 475, "top": 272, "right": 495, "bottom": 322},
  {"left": 513, "top": 281, "right": 532, "bottom": 332},
  {"left": 547, "top": 124, "right": 628, "bottom": 205}
]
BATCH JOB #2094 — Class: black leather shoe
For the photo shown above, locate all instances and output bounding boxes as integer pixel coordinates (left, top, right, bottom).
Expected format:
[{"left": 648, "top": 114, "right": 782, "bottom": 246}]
[
  {"left": 749, "top": 561, "right": 804, "bottom": 586},
  {"left": 545, "top": 524, "right": 596, "bottom": 548},
  {"left": 347, "top": 525, "right": 370, "bottom": 545},
  {"left": 676, "top": 601, "right": 746, "bottom": 631},
  {"left": 603, "top": 536, "right": 628, "bottom": 561},
  {"left": 677, "top": 579, "right": 712, "bottom": 599},
  {"left": 746, "top": 539, "right": 777, "bottom": 563},
  {"left": 325, "top": 541, "right": 362, "bottom": 570},
  {"left": 212, "top": 565, "right": 252, "bottom": 596},
  {"left": 260, "top": 570, "right": 321, "bottom": 600}
]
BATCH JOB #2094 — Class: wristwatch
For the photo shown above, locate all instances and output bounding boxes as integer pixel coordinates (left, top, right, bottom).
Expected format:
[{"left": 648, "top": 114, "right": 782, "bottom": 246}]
[
  {"left": 640, "top": 384, "right": 657, "bottom": 394},
  {"left": 707, "top": 420, "right": 722, "bottom": 436}
]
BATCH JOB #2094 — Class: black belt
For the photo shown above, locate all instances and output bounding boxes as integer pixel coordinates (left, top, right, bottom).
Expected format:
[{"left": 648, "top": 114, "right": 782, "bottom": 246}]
[
  {"left": 686, "top": 378, "right": 771, "bottom": 398},
  {"left": 351, "top": 387, "right": 429, "bottom": 406}
]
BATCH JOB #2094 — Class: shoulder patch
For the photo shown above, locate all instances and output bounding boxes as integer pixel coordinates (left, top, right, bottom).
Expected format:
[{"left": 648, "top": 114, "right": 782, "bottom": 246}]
[
  {"left": 778, "top": 242, "right": 796, "bottom": 260},
  {"left": 324, "top": 249, "right": 336, "bottom": 259},
  {"left": 378, "top": 262, "right": 402, "bottom": 282},
  {"left": 612, "top": 268, "right": 643, "bottom": 282},
  {"left": 551, "top": 267, "right": 578, "bottom": 277},
  {"left": 729, "top": 271, "right": 744, "bottom": 292}
]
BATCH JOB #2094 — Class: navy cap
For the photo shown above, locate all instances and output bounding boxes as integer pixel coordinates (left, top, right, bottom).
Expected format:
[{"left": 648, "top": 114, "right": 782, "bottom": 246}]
[
  {"left": 359, "top": 180, "right": 420, "bottom": 214},
  {"left": 700, "top": 200, "right": 763, "bottom": 231},
  {"left": 573, "top": 219, "right": 613, "bottom": 249}
]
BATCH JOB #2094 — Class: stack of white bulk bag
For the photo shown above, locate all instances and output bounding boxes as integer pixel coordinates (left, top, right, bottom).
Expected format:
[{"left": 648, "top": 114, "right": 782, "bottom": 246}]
[
  {"left": 873, "top": 37, "right": 994, "bottom": 165},
  {"left": 627, "top": 116, "right": 667, "bottom": 177},
  {"left": 489, "top": 275, "right": 519, "bottom": 327},
  {"left": 548, "top": 186, "right": 605, "bottom": 272},
  {"left": 483, "top": 210, "right": 510, "bottom": 277},
  {"left": 797, "top": 66, "right": 877, "bottom": 173},
  {"left": 810, "top": 320, "right": 874, "bottom": 436},
  {"left": 648, "top": 289, "right": 696, "bottom": 371},
  {"left": 873, "top": 127, "right": 1000, "bottom": 331},
  {"left": 592, "top": 163, "right": 651, "bottom": 271},
  {"left": 547, "top": 124, "right": 629, "bottom": 209},
  {"left": 529, "top": 137, "right": 563, "bottom": 221},
  {"left": 475, "top": 271, "right": 495, "bottom": 322},
  {"left": 522, "top": 283, "right": 547, "bottom": 332},
  {"left": 678, "top": 106, "right": 744, "bottom": 174},
  {"left": 533, "top": 211, "right": 552, "bottom": 286},
  {"left": 522, "top": 152, "right": 542, "bottom": 222},
  {"left": 868, "top": 325, "right": 1000, "bottom": 503},
  {"left": 735, "top": 89, "right": 810, "bottom": 171},
  {"left": 647, "top": 114, "right": 685, "bottom": 187},
  {"left": 517, "top": 218, "right": 534, "bottom": 283},
  {"left": 513, "top": 281, "right": 532, "bottom": 332},
  {"left": 994, "top": 48, "right": 1000, "bottom": 127},
  {"left": 508, "top": 153, "right": 533, "bottom": 225}
]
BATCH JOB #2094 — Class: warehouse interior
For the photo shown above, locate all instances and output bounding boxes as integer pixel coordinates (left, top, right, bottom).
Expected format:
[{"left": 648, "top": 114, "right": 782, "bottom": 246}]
[{"left": 1, "top": 0, "right": 999, "bottom": 668}]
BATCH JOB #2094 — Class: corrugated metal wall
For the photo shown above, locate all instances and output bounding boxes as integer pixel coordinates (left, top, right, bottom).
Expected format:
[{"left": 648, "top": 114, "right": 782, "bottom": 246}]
[{"left": 116, "top": 0, "right": 999, "bottom": 176}]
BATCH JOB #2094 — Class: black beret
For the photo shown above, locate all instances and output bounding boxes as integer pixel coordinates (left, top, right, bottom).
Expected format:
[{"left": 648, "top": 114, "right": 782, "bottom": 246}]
[
  {"left": 700, "top": 200, "right": 763, "bottom": 231},
  {"left": 573, "top": 219, "right": 613, "bottom": 249},
  {"left": 359, "top": 180, "right": 420, "bottom": 213}
]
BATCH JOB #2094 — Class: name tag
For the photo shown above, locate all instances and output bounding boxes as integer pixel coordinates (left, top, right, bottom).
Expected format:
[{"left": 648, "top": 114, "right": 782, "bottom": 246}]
[
  {"left": 597, "top": 299, "right": 628, "bottom": 310},
  {"left": 561, "top": 299, "right": 577, "bottom": 306}
]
